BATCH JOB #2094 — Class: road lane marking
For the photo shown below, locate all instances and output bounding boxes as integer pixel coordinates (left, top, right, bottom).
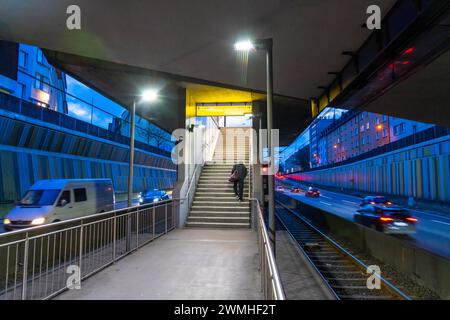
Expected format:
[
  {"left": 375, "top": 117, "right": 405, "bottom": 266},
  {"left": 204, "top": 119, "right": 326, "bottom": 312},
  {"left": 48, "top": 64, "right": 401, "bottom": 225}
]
[
  {"left": 342, "top": 200, "right": 359, "bottom": 205},
  {"left": 320, "top": 201, "right": 332, "bottom": 206},
  {"left": 432, "top": 220, "right": 450, "bottom": 226},
  {"left": 320, "top": 195, "right": 332, "bottom": 199}
]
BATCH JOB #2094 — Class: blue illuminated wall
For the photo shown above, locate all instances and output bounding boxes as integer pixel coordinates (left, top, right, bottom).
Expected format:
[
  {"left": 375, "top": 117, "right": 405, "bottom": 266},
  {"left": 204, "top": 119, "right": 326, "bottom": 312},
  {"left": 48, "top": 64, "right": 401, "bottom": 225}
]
[
  {"left": 0, "top": 110, "right": 176, "bottom": 201},
  {"left": 287, "top": 136, "right": 450, "bottom": 202}
]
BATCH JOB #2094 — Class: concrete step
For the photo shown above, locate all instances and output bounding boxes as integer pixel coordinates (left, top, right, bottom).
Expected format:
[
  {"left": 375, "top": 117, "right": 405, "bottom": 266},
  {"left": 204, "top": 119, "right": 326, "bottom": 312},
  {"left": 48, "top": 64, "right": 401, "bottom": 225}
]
[
  {"left": 194, "top": 196, "right": 249, "bottom": 201},
  {"left": 185, "top": 221, "right": 250, "bottom": 229},
  {"left": 195, "top": 192, "right": 243, "bottom": 197},
  {"left": 196, "top": 187, "right": 248, "bottom": 191},
  {"left": 195, "top": 189, "right": 237, "bottom": 193},
  {"left": 197, "top": 184, "right": 249, "bottom": 188},
  {"left": 191, "top": 202, "right": 250, "bottom": 208},
  {"left": 199, "top": 175, "right": 250, "bottom": 179},
  {"left": 189, "top": 211, "right": 249, "bottom": 217},
  {"left": 192, "top": 200, "right": 250, "bottom": 206},
  {"left": 198, "top": 181, "right": 249, "bottom": 185},
  {"left": 213, "top": 155, "right": 249, "bottom": 158},
  {"left": 187, "top": 216, "right": 250, "bottom": 223},
  {"left": 190, "top": 206, "right": 250, "bottom": 212}
]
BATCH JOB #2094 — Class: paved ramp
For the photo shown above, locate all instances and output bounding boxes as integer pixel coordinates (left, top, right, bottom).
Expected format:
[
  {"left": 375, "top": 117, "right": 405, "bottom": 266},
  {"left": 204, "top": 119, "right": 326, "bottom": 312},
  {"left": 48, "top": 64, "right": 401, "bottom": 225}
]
[{"left": 55, "top": 228, "right": 262, "bottom": 300}]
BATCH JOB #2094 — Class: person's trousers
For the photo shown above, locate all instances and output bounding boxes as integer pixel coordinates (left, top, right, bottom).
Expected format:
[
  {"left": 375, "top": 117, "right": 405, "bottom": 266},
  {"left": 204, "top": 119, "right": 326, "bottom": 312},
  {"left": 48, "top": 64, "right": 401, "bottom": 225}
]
[{"left": 234, "top": 179, "right": 244, "bottom": 200}]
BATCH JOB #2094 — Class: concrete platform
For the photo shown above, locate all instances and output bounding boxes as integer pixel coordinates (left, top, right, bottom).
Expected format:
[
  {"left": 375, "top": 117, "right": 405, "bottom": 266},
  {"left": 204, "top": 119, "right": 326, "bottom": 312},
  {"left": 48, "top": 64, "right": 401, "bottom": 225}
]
[
  {"left": 275, "top": 231, "right": 336, "bottom": 300},
  {"left": 55, "top": 228, "right": 262, "bottom": 300}
]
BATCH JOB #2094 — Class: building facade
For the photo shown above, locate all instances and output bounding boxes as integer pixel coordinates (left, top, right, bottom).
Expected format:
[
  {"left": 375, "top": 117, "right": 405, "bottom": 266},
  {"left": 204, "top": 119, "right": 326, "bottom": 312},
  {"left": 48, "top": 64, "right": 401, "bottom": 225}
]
[
  {"left": 281, "top": 107, "right": 436, "bottom": 173},
  {"left": 317, "top": 110, "right": 434, "bottom": 168},
  {"left": 0, "top": 43, "right": 67, "bottom": 112}
]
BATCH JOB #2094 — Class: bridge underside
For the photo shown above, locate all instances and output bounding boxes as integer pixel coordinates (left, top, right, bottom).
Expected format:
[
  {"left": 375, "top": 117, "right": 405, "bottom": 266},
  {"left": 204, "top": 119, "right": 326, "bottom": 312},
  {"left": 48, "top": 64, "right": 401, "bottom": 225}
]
[{"left": 45, "top": 50, "right": 311, "bottom": 146}]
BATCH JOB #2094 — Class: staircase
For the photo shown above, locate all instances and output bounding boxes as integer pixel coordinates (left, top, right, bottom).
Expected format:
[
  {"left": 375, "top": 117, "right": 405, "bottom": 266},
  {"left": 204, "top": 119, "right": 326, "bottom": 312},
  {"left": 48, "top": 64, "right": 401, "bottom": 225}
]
[{"left": 185, "top": 127, "right": 251, "bottom": 229}]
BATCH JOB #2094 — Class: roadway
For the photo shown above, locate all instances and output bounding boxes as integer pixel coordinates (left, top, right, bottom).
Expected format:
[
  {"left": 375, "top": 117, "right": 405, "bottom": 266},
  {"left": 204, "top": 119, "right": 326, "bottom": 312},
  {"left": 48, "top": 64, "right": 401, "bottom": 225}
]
[{"left": 276, "top": 179, "right": 450, "bottom": 259}]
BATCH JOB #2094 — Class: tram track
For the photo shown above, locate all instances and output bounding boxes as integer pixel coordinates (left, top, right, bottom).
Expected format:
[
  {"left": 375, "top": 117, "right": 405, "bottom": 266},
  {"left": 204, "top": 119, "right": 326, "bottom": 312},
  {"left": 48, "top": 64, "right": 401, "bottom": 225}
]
[{"left": 275, "top": 200, "right": 411, "bottom": 300}]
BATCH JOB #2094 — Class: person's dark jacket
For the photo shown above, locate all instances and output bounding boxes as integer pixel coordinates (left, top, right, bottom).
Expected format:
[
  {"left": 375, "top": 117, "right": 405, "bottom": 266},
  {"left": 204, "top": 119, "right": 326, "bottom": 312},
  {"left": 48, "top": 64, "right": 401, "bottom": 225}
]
[{"left": 231, "top": 164, "right": 248, "bottom": 181}]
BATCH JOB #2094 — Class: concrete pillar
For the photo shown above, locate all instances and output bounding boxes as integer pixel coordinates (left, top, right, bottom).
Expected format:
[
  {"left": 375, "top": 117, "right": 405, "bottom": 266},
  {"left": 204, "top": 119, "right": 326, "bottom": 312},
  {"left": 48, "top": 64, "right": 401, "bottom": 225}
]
[{"left": 172, "top": 88, "right": 187, "bottom": 228}]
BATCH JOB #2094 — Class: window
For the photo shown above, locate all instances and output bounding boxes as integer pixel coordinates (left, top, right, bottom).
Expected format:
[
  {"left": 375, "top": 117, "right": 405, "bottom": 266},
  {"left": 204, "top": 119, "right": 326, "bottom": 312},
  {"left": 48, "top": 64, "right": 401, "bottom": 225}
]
[
  {"left": 394, "top": 123, "right": 406, "bottom": 136},
  {"left": 57, "top": 190, "right": 71, "bottom": 207},
  {"left": 383, "top": 128, "right": 388, "bottom": 138},
  {"left": 354, "top": 128, "right": 358, "bottom": 136},
  {"left": 37, "top": 50, "right": 46, "bottom": 64},
  {"left": 375, "top": 117, "right": 380, "bottom": 124},
  {"left": 366, "top": 122, "right": 370, "bottom": 130},
  {"left": 18, "top": 50, "right": 28, "bottom": 68},
  {"left": 376, "top": 132, "right": 380, "bottom": 140},
  {"left": 361, "top": 137, "right": 365, "bottom": 145},
  {"left": 383, "top": 115, "right": 388, "bottom": 122},
  {"left": 35, "top": 73, "right": 50, "bottom": 92},
  {"left": 17, "top": 83, "right": 26, "bottom": 99},
  {"left": 367, "top": 135, "right": 370, "bottom": 144},
  {"left": 360, "top": 125, "right": 365, "bottom": 133},
  {"left": 74, "top": 188, "right": 87, "bottom": 202},
  {"left": 20, "top": 190, "right": 60, "bottom": 206}
]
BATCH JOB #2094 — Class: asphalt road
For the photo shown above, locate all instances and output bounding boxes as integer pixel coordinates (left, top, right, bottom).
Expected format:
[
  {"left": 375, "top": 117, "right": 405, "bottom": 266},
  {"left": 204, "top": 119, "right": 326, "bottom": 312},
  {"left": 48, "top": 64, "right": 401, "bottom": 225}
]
[
  {"left": 277, "top": 179, "right": 450, "bottom": 259},
  {"left": 0, "top": 199, "right": 139, "bottom": 235}
]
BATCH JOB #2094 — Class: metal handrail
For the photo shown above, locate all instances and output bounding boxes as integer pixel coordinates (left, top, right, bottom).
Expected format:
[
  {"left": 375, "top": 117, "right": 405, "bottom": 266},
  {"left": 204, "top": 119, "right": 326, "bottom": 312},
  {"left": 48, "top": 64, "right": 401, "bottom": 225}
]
[
  {"left": 0, "top": 200, "right": 176, "bottom": 300},
  {"left": 184, "top": 164, "right": 202, "bottom": 202},
  {"left": 251, "top": 198, "right": 285, "bottom": 300}
]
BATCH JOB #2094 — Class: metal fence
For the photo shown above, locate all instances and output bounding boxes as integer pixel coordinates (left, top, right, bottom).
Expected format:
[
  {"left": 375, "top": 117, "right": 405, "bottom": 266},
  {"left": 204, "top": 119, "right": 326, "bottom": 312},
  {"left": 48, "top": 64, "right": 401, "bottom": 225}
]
[
  {"left": 253, "top": 199, "right": 285, "bottom": 300},
  {"left": 0, "top": 200, "right": 176, "bottom": 300}
]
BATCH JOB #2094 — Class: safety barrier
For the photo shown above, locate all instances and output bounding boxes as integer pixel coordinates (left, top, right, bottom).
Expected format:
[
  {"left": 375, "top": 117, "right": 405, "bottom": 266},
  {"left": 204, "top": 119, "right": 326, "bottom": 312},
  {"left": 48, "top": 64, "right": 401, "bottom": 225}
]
[
  {"left": 253, "top": 199, "right": 285, "bottom": 300},
  {"left": 0, "top": 200, "right": 176, "bottom": 300}
]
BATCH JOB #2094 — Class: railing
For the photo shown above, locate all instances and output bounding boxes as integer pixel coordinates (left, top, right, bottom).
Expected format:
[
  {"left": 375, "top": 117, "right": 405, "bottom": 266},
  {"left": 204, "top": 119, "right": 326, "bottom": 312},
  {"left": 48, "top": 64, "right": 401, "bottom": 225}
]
[
  {"left": 0, "top": 87, "right": 172, "bottom": 159},
  {"left": 253, "top": 199, "right": 285, "bottom": 300},
  {"left": 0, "top": 200, "right": 176, "bottom": 300}
]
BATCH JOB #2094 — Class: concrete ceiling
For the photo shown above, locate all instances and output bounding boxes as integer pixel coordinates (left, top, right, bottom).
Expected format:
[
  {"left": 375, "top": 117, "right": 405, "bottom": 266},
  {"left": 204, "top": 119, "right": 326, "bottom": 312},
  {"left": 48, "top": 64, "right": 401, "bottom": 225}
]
[
  {"left": 0, "top": 0, "right": 396, "bottom": 100},
  {"left": 364, "top": 48, "right": 450, "bottom": 125}
]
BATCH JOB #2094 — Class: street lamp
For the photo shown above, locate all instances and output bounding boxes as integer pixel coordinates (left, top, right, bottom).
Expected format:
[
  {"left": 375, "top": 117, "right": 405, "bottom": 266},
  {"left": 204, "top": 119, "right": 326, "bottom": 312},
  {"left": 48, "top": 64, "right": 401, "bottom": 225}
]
[
  {"left": 128, "top": 89, "right": 159, "bottom": 208},
  {"left": 235, "top": 38, "right": 276, "bottom": 252},
  {"left": 126, "top": 89, "right": 159, "bottom": 252}
]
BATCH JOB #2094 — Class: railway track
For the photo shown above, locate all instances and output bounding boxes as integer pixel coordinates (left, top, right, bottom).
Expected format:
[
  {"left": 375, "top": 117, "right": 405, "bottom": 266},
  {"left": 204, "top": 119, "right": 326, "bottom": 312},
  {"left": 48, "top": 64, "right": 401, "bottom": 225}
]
[{"left": 275, "top": 201, "right": 411, "bottom": 300}]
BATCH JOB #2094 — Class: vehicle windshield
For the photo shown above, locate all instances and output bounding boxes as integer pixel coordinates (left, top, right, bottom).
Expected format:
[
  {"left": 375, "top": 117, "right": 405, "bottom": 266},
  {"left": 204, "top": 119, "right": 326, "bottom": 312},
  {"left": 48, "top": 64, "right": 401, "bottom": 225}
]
[
  {"left": 20, "top": 189, "right": 60, "bottom": 206},
  {"left": 143, "top": 190, "right": 163, "bottom": 197},
  {"left": 372, "top": 197, "right": 389, "bottom": 204}
]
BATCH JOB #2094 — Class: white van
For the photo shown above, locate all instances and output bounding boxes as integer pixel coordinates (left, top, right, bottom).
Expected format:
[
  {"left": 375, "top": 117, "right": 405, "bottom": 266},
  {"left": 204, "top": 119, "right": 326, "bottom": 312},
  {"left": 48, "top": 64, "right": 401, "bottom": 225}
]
[{"left": 3, "top": 179, "right": 115, "bottom": 230}]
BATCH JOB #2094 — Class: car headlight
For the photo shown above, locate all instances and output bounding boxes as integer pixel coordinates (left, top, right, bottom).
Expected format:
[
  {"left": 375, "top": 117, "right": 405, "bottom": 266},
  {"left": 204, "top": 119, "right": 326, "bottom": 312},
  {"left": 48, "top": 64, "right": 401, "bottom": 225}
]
[
  {"left": 31, "top": 217, "right": 46, "bottom": 225},
  {"left": 153, "top": 198, "right": 159, "bottom": 203},
  {"left": 3, "top": 218, "right": 11, "bottom": 225}
]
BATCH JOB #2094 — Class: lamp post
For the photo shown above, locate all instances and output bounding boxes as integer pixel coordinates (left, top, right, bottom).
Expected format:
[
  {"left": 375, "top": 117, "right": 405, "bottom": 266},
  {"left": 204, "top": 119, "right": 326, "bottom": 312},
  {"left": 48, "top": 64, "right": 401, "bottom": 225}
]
[
  {"left": 127, "top": 89, "right": 159, "bottom": 207},
  {"left": 126, "top": 89, "right": 158, "bottom": 251},
  {"left": 235, "top": 38, "right": 276, "bottom": 253}
]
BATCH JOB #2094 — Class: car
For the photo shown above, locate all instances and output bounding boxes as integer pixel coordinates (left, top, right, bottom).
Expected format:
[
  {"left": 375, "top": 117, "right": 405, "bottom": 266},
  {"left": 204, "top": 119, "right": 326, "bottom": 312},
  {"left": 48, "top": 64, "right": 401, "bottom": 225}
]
[
  {"left": 353, "top": 203, "right": 418, "bottom": 235},
  {"left": 138, "top": 189, "right": 170, "bottom": 204},
  {"left": 290, "top": 187, "right": 301, "bottom": 193},
  {"left": 275, "top": 186, "right": 285, "bottom": 192},
  {"left": 305, "top": 188, "right": 320, "bottom": 197},
  {"left": 360, "top": 196, "right": 392, "bottom": 207},
  {"left": 3, "top": 179, "right": 115, "bottom": 231}
]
